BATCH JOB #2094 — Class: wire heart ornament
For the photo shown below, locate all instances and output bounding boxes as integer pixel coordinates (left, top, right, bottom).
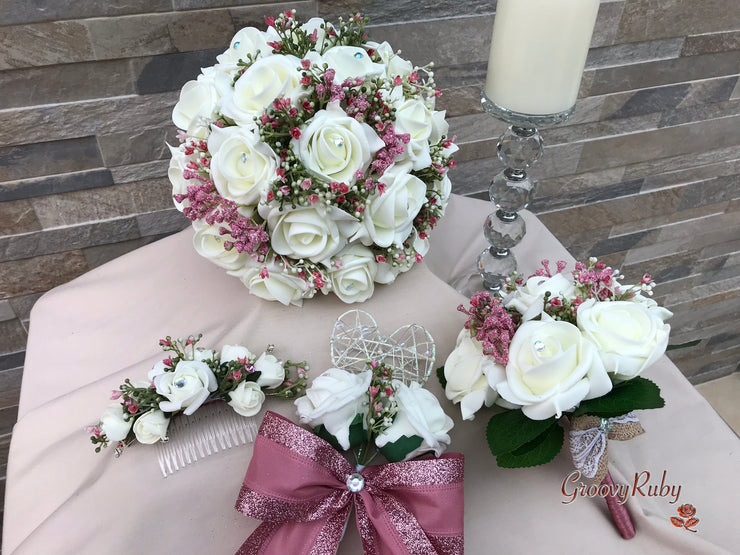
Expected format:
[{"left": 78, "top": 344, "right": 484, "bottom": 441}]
[{"left": 330, "top": 310, "right": 435, "bottom": 385}]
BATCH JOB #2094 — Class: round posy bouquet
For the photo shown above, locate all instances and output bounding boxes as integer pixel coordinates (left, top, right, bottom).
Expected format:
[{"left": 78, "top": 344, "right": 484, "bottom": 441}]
[
  {"left": 297, "top": 360, "right": 454, "bottom": 464},
  {"left": 168, "top": 11, "right": 457, "bottom": 306},
  {"left": 88, "top": 334, "right": 307, "bottom": 453},
  {"left": 440, "top": 258, "right": 671, "bottom": 467}
]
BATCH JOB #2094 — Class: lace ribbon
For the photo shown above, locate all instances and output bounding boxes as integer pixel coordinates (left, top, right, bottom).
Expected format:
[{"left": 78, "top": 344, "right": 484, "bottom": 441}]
[
  {"left": 234, "top": 411, "right": 464, "bottom": 555},
  {"left": 568, "top": 412, "right": 644, "bottom": 484}
]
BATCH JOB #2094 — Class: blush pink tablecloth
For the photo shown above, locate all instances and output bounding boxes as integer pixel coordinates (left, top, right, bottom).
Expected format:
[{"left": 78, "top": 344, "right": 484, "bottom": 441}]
[{"left": 3, "top": 194, "right": 738, "bottom": 554}]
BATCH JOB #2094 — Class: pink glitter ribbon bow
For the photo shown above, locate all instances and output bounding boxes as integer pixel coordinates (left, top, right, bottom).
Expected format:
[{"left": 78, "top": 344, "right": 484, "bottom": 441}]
[{"left": 234, "top": 411, "right": 464, "bottom": 555}]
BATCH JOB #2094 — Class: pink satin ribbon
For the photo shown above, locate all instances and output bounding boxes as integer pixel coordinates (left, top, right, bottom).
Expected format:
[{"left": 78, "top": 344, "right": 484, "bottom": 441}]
[{"left": 235, "top": 411, "right": 464, "bottom": 554}]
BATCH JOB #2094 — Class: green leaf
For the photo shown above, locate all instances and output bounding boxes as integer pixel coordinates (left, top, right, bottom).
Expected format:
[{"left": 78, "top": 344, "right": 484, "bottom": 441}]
[
  {"left": 486, "top": 410, "right": 558, "bottom": 456},
  {"left": 313, "top": 424, "right": 342, "bottom": 451},
  {"left": 313, "top": 414, "right": 365, "bottom": 452},
  {"left": 378, "top": 435, "right": 424, "bottom": 463},
  {"left": 347, "top": 414, "right": 366, "bottom": 449},
  {"left": 436, "top": 366, "right": 447, "bottom": 389},
  {"left": 496, "top": 424, "right": 564, "bottom": 468},
  {"left": 666, "top": 339, "right": 701, "bottom": 351},
  {"left": 572, "top": 376, "right": 664, "bottom": 418}
]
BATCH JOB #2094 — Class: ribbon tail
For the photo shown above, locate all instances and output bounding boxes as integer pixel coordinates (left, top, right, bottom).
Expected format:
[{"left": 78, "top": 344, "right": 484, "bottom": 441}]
[{"left": 236, "top": 508, "right": 351, "bottom": 555}]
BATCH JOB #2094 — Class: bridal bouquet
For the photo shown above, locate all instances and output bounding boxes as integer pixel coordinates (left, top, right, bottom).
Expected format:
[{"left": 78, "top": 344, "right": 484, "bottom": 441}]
[
  {"left": 88, "top": 334, "right": 307, "bottom": 454},
  {"left": 169, "top": 11, "right": 457, "bottom": 306},
  {"left": 441, "top": 258, "right": 671, "bottom": 537}
]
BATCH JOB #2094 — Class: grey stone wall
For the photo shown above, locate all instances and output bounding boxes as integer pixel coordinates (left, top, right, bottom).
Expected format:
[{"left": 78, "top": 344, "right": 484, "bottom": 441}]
[{"left": 0, "top": 0, "right": 738, "bottom": 531}]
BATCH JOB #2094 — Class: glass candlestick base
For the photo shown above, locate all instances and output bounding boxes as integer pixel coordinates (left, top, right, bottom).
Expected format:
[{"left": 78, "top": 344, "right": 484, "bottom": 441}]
[{"left": 477, "top": 246, "right": 517, "bottom": 292}]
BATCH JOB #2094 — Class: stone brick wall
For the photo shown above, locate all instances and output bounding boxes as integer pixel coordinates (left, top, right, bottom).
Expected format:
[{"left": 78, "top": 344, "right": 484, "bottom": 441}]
[{"left": 0, "top": 0, "right": 738, "bottom": 533}]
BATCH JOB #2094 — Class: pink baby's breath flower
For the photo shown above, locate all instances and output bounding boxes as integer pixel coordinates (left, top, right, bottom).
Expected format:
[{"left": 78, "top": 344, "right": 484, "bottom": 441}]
[
  {"left": 376, "top": 254, "right": 386, "bottom": 263},
  {"left": 110, "top": 390, "right": 123, "bottom": 400},
  {"left": 290, "top": 127, "right": 301, "bottom": 139},
  {"left": 415, "top": 253, "right": 423, "bottom": 263},
  {"left": 301, "top": 59, "right": 311, "bottom": 70},
  {"left": 392, "top": 76, "right": 402, "bottom": 86},
  {"left": 232, "top": 369, "right": 243, "bottom": 381},
  {"left": 374, "top": 402, "right": 383, "bottom": 414},
  {"left": 370, "top": 360, "right": 379, "bottom": 369},
  {"left": 260, "top": 267, "right": 269, "bottom": 279},
  {"left": 369, "top": 385, "right": 380, "bottom": 398},
  {"left": 308, "top": 194, "right": 319, "bottom": 204}
]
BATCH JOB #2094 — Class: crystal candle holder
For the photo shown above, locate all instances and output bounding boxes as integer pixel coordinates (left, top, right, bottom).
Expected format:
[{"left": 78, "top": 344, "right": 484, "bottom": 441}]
[{"left": 473, "top": 91, "right": 573, "bottom": 292}]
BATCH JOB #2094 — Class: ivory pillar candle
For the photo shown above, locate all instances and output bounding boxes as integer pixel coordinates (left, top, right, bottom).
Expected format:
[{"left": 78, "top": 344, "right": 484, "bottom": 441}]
[{"left": 485, "top": 0, "right": 599, "bottom": 115}]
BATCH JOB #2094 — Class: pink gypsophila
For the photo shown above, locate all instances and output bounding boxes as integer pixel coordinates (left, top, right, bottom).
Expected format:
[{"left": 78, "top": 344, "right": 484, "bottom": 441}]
[{"left": 457, "top": 291, "right": 516, "bottom": 366}]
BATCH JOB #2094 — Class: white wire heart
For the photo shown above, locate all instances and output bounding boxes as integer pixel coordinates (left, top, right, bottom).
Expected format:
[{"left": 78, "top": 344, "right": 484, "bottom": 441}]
[{"left": 330, "top": 310, "right": 435, "bottom": 385}]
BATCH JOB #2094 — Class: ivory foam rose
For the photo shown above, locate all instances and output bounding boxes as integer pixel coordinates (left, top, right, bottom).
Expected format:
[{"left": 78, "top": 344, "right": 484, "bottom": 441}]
[
  {"left": 292, "top": 101, "right": 385, "bottom": 185},
  {"left": 149, "top": 360, "right": 218, "bottom": 416},
  {"left": 132, "top": 410, "right": 169, "bottom": 444},
  {"left": 577, "top": 298, "right": 672, "bottom": 381},
  {"left": 444, "top": 329, "right": 505, "bottom": 420},
  {"left": 494, "top": 317, "right": 612, "bottom": 420},
  {"left": 295, "top": 368, "right": 372, "bottom": 450},
  {"left": 221, "top": 54, "right": 304, "bottom": 126},
  {"left": 208, "top": 125, "right": 280, "bottom": 206},
  {"left": 328, "top": 244, "right": 378, "bottom": 303},
  {"left": 262, "top": 203, "right": 359, "bottom": 263},
  {"left": 376, "top": 381, "right": 454, "bottom": 459},
  {"left": 228, "top": 381, "right": 266, "bottom": 417}
]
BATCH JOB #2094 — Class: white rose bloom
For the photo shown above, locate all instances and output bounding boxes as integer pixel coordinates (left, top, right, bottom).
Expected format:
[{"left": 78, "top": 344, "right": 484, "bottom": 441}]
[
  {"left": 99, "top": 404, "right": 133, "bottom": 442},
  {"left": 220, "top": 344, "right": 254, "bottom": 363},
  {"left": 172, "top": 74, "right": 219, "bottom": 138},
  {"left": 295, "top": 368, "right": 372, "bottom": 450},
  {"left": 254, "top": 352, "right": 286, "bottom": 389},
  {"left": 443, "top": 329, "right": 506, "bottom": 420},
  {"left": 433, "top": 174, "right": 452, "bottom": 211},
  {"left": 208, "top": 125, "right": 280, "bottom": 206},
  {"left": 261, "top": 203, "right": 359, "bottom": 263},
  {"left": 292, "top": 101, "right": 385, "bottom": 185},
  {"left": 300, "top": 18, "right": 333, "bottom": 52},
  {"left": 216, "top": 27, "right": 274, "bottom": 65},
  {"left": 375, "top": 381, "right": 454, "bottom": 460},
  {"left": 148, "top": 360, "right": 218, "bottom": 416},
  {"left": 503, "top": 273, "right": 577, "bottom": 321},
  {"left": 192, "top": 222, "right": 250, "bottom": 271},
  {"left": 577, "top": 298, "right": 672, "bottom": 381},
  {"left": 229, "top": 257, "right": 310, "bottom": 307},
  {"left": 320, "top": 46, "right": 386, "bottom": 83},
  {"left": 429, "top": 110, "right": 450, "bottom": 144},
  {"left": 328, "top": 243, "right": 378, "bottom": 303},
  {"left": 494, "top": 316, "right": 613, "bottom": 420},
  {"left": 398, "top": 138, "right": 432, "bottom": 170},
  {"left": 193, "top": 348, "right": 216, "bottom": 362},
  {"left": 228, "top": 381, "right": 266, "bottom": 417},
  {"left": 132, "top": 410, "right": 169, "bottom": 444},
  {"left": 358, "top": 163, "right": 427, "bottom": 248},
  {"left": 365, "top": 41, "right": 414, "bottom": 80},
  {"left": 393, "top": 98, "right": 433, "bottom": 141},
  {"left": 168, "top": 144, "right": 193, "bottom": 212},
  {"left": 221, "top": 54, "right": 304, "bottom": 126}
]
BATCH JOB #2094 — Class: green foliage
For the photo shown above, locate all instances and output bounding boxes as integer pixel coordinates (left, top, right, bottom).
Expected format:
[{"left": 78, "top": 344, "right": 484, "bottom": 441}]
[
  {"left": 486, "top": 410, "right": 558, "bottom": 456},
  {"left": 572, "top": 376, "right": 664, "bottom": 418},
  {"left": 378, "top": 435, "right": 423, "bottom": 463},
  {"left": 436, "top": 366, "right": 447, "bottom": 389}
]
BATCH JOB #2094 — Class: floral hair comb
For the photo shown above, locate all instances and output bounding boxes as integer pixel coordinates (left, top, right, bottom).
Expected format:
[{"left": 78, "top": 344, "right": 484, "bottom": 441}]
[{"left": 87, "top": 335, "right": 308, "bottom": 476}]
